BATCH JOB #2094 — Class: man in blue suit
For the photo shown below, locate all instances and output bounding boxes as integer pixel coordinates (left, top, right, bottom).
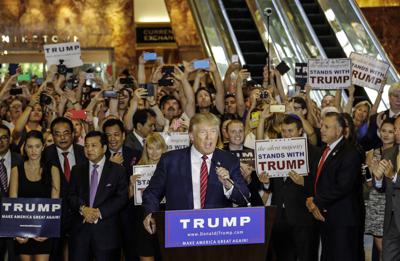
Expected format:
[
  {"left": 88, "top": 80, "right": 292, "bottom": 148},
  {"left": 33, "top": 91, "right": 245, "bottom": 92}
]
[{"left": 142, "top": 112, "right": 250, "bottom": 234}]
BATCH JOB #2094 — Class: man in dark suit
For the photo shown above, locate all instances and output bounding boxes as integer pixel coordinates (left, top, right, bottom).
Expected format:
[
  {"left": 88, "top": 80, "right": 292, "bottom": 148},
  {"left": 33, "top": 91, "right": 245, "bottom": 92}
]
[
  {"left": 0, "top": 124, "right": 22, "bottom": 261},
  {"left": 142, "top": 112, "right": 250, "bottom": 234},
  {"left": 124, "top": 109, "right": 156, "bottom": 155},
  {"left": 263, "top": 115, "right": 319, "bottom": 261},
  {"left": 68, "top": 131, "right": 128, "bottom": 261},
  {"left": 372, "top": 115, "right": 400, "bottom": 261},
  {"left": 103, "top": 119, "right": 141, "bottom": 261},
  {"left": 43, "top": 117, "right": 86, "bottom": 261},
  {"left": 306, "top": 112, "right": 364, "bottom": 261}
]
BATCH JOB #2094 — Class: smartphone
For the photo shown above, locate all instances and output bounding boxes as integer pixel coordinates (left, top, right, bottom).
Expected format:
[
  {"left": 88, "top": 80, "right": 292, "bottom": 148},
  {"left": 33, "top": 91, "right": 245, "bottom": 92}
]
[
  {"left": 270, "top": 104, "right": 286, "bottom": 113},
  {"left": 232, "top": 55, "right": 239, "bottom": 63},
  {"left": 103, "top": 90, "right": 118, "bottom": 98},
  {"left": 146, "top": 83, "right": 155, "bottom": 97},
  {"left": 9, "top": 88, "right": 23, "bottom": 95},
  {"left": 249, "top": 111, "right": 260, "bottom": 129},
  {"left": 162, "top": 66, "right": 174, "bottom": 75},
  {"left": 193, "top": 59, "right": 210, "bottom": 70},
  {"left": 8, "top": 64, "right": 19, "bottom": 76},
  {"left": 143, "top": 52, "right": 157, "bottom": 61},
  {"left": 17, "top": 74, "right": 31, "bottom": 82},
  {"left": 69, "top": 109, "right": 87, "bottom": 120}
]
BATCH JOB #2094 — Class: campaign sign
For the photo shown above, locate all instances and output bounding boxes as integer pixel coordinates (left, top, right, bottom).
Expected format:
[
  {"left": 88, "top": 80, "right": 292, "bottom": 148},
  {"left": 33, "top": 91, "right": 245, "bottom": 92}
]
[
  {"left": 230, "top": 149, "right": 255, "bottom": 168},
  {"left": 43, "top": 42, "right": 83, "bottom": 68},
  {"left": 132, "top": 165, "right": 157, "bottom": 206},
  {"left": 308, "top": 58, "right": 351, "bottom": 89},
  {"left": 350, "top": 52, "right": 389, "bottom": 91},
  {"left": 295, "top": 63, "right": 308, "bottom": 88},
  {"left": 0, "top": 198, "right": 61, "bottom": 237},
  {"left": 165, "top": 207, "right": 265, "bottom": 248},
  {"left": 160, "top": 132, "right": 190, "bottom": 151},
  {"left": 255, "top": 137, "right": 309, "bottom": 178}
]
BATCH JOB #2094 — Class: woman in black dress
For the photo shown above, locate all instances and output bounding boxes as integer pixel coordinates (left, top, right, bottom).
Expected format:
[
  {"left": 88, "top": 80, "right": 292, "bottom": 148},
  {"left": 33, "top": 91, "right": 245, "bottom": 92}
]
[{"left": 9, "top": 130, "right": 60, "bottom": 261}]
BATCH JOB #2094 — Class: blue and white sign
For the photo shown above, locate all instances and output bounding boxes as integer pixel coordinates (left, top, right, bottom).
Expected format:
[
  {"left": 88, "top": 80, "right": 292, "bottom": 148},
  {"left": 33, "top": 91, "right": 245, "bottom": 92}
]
[
  {"left": 0, "top": 198, "right": 62, "bottom": 238},
  {"left": 165, "top": 207, "right": 265, "bottom": 248}
]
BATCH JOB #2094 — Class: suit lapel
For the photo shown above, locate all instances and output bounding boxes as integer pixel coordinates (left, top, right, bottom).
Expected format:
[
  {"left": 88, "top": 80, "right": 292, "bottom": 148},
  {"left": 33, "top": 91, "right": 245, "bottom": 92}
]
[
  {"left": 321, "top": 139, "right": 345, "bottom": 173},
  {"left": 181, "top": 148, "right": 194, "bottom": 209},
  {"left": 82, "top": 163, "right": 90, "bottom": 205}
]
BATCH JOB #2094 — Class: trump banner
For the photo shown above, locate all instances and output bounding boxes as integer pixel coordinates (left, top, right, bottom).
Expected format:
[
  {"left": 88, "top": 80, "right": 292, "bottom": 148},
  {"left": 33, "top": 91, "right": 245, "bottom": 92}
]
[
  {"left": 43, "top": 42, "right": 83, "bottom": 68},
  {"left": 350, "top": 52, "right": 389, "bottom": 91},
  {"left": 255, "top": 137, "right": 309, "bottom": 178},
  {"left": 308, "top": 58, "right": 351, "bottom": 89},
  {"left": 159, "top": 132, "right": 190, "bottom": 151},
  {"left": 0, "top": 198, "right": 61, "bottom": 237},
  {"left": 165, "top": 207, "right": 265, "bottom": 248}
]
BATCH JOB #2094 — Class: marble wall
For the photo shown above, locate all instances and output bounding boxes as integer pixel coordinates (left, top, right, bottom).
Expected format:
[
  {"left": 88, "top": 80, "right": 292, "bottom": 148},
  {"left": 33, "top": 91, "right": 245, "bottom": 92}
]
[{"left": 361, "top": 7, "right": 400, "bottom": 72}]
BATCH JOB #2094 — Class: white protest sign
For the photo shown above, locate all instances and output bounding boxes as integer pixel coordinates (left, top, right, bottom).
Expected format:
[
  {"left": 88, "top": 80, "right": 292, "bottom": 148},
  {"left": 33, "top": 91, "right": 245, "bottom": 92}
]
[
  {"left": 308, "top": 58, "right": 351, "bottom": 89},
  {"left": 255, "top": 137, "right": 309, "bottom": 178},
  {"left": 159, "top": 132, "right": 190, "bottom": 151},
  {"left": 132, "top": 164, "right": 157, "bottom": 206},
  {"left": 350, "top": 52, "right": 389, "bottom": 91},
  {"left": 43, "top": 42, "right": 83, "bottom": 68}
]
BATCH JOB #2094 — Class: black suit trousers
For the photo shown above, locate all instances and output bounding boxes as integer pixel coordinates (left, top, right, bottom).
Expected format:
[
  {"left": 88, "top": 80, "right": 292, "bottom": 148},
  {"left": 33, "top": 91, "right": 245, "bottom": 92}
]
[
  {"left": 320, "top": 223, "right": 364, "bottom": 261},
  {"left": 271, "top": 209, "right": 319, "bottom": 261}
]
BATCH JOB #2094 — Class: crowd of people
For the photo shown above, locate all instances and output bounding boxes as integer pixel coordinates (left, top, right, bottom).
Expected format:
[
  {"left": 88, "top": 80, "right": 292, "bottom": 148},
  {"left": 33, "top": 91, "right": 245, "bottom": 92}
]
[{"left": 0, "top": 53, "right": 398, "bottom": 261}]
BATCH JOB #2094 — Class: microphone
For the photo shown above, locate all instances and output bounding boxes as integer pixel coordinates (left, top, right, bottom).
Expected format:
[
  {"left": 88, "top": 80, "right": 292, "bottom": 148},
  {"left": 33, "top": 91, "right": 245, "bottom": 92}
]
[{"left": 212, "top": 159, "right": 252, "bottom": 207}]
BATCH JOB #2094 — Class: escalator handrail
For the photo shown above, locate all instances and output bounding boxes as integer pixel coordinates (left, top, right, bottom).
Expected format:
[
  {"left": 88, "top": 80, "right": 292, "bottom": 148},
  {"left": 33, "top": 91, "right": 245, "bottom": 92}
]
[
  {"left": 348, "top": 0, "right": 400, "bottom": 82},
  {"left": 293, "top": 0, "right": 327, "bottom": 59},
  {"left": 216, "top": 0, "right": 246, "bottom": 66}
]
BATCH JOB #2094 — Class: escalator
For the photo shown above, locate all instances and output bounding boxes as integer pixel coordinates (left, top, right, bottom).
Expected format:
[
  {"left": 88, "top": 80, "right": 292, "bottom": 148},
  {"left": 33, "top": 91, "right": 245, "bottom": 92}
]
[
  {"left": 299, "top": 0, "right": 345, "bottom": 58},
  {"left": 221, "top": 0, "right": 267, "bottom": 83}
]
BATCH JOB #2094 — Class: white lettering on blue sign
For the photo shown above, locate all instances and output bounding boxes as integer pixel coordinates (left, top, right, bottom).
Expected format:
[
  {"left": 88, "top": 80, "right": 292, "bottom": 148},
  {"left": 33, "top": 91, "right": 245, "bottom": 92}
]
[
  {"left": 3, "top": 203, "right": 61, "bottom": 212},
  {"left": 179, "top": 217, "right": 251, "bottom": 229}
]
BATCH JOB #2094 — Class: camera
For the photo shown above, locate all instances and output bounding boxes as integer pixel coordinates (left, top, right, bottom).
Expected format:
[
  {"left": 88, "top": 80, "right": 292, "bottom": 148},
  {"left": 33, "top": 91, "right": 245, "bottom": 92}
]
[
  {"left": 57, "top": 60, "right": 68, "bottom": 75},
  {"left": 264, "top": 8, "right": 272, "bottom": 16},
  {"left": 158, "top": 77, "right": 174, "bottom": 87},
  {"left": 120, "top": 68, "right": 135, "bottom": 88},
  {"left": 162, "top": 66, "right": 174, "bottom": 75},
  {"left": 65, "top": 77, "right": 79, "bottom": 89},
  {"left": 40, "top": 93, "right": 52, "bottom": 106},
  {"left": 260, "top": 90, "right": 269, "bottom": 99}
]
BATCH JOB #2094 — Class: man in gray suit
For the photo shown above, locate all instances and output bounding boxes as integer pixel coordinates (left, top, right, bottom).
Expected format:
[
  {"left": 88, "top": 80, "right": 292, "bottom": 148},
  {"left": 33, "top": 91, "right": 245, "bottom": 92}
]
[{"left": 373, "top": 115, "right": 400, "bottom": 261}]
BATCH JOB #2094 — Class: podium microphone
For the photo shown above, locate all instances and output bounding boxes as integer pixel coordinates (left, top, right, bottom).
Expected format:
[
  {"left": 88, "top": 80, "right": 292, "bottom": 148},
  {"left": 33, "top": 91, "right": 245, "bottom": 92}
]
[{"left": 213, "top": 160, "right": 252, "bottom": 207}]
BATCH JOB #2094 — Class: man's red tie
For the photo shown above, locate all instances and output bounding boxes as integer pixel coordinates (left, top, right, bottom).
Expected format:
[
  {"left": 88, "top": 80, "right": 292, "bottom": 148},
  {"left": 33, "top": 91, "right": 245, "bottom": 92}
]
[
  {"left": 314, "top": 145, "right": 330, "bottom": 194},
  {"left": 62, "top": 152, "right": 71, "bottom": 182},
  {"left": 200, "top": 155, "right": 208, "bottom": 208}
]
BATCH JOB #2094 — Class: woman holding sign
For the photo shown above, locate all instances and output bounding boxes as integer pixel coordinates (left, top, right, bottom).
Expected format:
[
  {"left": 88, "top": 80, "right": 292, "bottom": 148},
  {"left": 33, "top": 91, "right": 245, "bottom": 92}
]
[
  {"left": 9, "top": 130, "right": 60, "bottom": 261},
  {"left": 132, "top": 132, "right": 167, "bottom": 261}
]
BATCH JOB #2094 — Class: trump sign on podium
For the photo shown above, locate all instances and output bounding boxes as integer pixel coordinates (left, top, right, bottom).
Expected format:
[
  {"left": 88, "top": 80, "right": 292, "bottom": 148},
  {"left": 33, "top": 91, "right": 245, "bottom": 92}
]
[
  {"left": 164, "top": 207, "right": 265, "bottom": 248},
  {"left": 255, "top": 137, "right": 309, "bottom": 178}
]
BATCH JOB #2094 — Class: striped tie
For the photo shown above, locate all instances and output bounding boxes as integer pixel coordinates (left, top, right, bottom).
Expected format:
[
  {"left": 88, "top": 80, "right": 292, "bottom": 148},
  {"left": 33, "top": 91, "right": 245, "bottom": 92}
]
[
  {"left": 200, "top": 155, "right": 208, "bottom": 208},
  {"left": 0, "top": 159, "right": 7, "bottom": 193}
]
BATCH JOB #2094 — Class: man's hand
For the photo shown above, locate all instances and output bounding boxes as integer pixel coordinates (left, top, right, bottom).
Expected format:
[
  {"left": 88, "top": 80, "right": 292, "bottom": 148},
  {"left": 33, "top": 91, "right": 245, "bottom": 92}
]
[
  {"left": 216, "top": 166, "right": 233, "bottom": 190},
  {"left": 82, "top": 207, "right": 100, "bottom": 224},
  {"left": 240, "top": 163, "right": 253, "bottom": 184},
  {"left": 288, "top": 170, "right": 304, "bottom": 186},
  {"left": 143, "top": 213, "right": 156, "bottom": 234},
  {"left": 258, "top": 172, "right": 270, "bottom": 184},
  {"left": 33, "top": 237, "right": 48, "bottom": 242},
  {"left": 306, "top": 197, "right": 325, "bottom": 222},
  {"left": 110, "top": 152, "right": 124, "bottom": 165}
]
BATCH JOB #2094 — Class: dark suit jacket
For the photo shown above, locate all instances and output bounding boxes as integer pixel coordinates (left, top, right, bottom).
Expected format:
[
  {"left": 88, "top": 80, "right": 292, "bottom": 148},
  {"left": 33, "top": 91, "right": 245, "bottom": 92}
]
[
  {"left": 68, "top": 160, "right": 128, "bottom": 249},
  {"left": 376, "top": 146, "right": 400, "bottom": 234},
  {"left": 362, "top": 109, "right": 390, "bottom": 151},
  {"left": 314, "top": 138, "right": 363, "bottom": 227},
  {"left": 142, "top": 147, "right": 250, "bottom": 216},
  {"left": 43, "top": 144, "right": 86, "bottom": 198},
  {"left": 0, "top": 152, "right": 23, "bottom": 196},
  {"left": 269, "top": 143, "right": 321, "bottom": 226},
  {"left": 124, "top": 132, "right": 143, "bottom": 156},
  {"left": 105, "top": 146, "right": 141, "bottom": 181}
]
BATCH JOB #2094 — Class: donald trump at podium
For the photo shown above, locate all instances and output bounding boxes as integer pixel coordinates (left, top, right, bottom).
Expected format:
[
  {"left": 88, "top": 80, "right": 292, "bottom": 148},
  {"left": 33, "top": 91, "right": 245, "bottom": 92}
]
[{"left": 142, "top": 112, "right": 250, "bottom": 234}]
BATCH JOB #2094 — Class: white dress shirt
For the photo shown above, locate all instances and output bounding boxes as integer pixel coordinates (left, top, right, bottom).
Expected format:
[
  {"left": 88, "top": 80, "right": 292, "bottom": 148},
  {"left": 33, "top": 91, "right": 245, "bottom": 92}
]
[
  {"left": 190, "top": 146, "right": 233, "bottom": 209},
  {"left": 133, "top": 130, "right": 145, "bottom": 147},
  {"left": 89, "top": 156, "right": 106, "bottom": 185},
  {"left": 56, "top": 145, "right": 76, "bottom": 173}
]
